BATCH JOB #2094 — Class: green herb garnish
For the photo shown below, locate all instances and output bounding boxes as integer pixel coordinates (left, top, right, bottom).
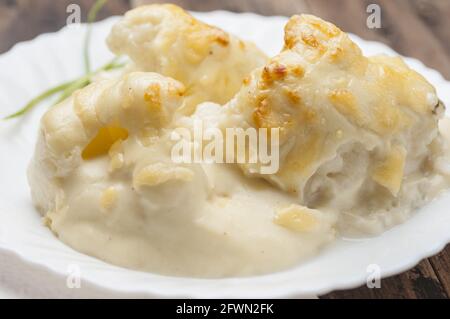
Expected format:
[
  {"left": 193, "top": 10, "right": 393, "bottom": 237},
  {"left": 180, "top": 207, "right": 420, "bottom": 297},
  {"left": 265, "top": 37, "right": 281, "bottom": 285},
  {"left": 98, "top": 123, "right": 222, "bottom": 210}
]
[
  {"left": 84, "top": 0, "right": 108, "bottom": 73},
  {"left": 4, "top": 0, "right": 124, "bottom": 120}
]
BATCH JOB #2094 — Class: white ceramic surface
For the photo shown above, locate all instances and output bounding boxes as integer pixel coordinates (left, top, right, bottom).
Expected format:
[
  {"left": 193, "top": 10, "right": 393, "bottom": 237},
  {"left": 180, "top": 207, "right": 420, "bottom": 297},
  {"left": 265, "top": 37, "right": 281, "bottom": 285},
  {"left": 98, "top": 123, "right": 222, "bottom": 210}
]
[{"left": 0, "top": 11, "right": 449, "bottom": 298}]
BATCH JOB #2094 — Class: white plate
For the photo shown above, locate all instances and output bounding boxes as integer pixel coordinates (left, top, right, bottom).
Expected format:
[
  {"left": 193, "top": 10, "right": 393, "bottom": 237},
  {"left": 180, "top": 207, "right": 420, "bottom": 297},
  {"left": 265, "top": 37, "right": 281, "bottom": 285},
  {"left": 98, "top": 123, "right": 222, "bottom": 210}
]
[{"left": 0, "top": 11, "right": 449, "bottom": 298}]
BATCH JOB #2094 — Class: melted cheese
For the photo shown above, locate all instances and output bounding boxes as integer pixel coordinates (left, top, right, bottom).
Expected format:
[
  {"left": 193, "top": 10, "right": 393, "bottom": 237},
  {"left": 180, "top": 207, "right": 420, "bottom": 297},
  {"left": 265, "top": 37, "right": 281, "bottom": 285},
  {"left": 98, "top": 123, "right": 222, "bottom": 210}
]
[
  {"left": 274, "top": 204, "right": 320, "bottom": 233},
  {"left": 372, "top": 145, "right": 406, "bottom": 196},
  {"left": 82, "top": 126, "right": 129, "bottom": 160},
  {"left": 228, "top": 15, "right": 443, "bottom": 200},
  {"left": 107, "top": 4, "right": 267, "bottom": 114}
]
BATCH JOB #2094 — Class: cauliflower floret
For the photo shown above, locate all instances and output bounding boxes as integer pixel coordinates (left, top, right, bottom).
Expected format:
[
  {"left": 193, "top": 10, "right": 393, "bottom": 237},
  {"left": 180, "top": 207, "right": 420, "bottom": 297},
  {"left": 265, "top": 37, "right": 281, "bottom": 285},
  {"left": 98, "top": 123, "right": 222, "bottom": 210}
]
[
  {"left": 221, "top": 15, "right": 448, "bottom": 233},
  {"left": 107, "top": 4, "right": 268, "bottom": 114}
]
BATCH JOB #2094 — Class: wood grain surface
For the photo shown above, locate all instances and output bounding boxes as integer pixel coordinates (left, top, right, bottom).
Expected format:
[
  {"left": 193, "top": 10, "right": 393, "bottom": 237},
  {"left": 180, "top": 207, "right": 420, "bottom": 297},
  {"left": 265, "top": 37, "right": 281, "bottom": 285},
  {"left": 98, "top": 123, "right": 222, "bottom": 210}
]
[{"left": 0, "top": 0, "right": 448, "bottom": 299}]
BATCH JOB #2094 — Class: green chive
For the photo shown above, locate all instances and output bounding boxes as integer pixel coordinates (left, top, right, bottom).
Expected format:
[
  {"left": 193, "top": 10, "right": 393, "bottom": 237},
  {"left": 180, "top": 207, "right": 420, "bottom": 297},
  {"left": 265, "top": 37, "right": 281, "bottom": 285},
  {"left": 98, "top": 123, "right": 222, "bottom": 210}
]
[
  {"left": 4, "top": 0, "right": 125, "bottom": 121},
  {"left": 84, "top": 0, "right": 109, "bottom": 74},
  {"left": 3, "top": 80, "right": 75, "bottom": 120}
]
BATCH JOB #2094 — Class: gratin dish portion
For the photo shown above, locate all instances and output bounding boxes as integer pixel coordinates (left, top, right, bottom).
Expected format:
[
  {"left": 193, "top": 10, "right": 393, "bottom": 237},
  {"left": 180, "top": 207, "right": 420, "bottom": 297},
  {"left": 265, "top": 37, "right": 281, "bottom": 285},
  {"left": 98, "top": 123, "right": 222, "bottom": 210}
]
[{"left": 28, "top": 5, "right": 450, "bottom": 277}]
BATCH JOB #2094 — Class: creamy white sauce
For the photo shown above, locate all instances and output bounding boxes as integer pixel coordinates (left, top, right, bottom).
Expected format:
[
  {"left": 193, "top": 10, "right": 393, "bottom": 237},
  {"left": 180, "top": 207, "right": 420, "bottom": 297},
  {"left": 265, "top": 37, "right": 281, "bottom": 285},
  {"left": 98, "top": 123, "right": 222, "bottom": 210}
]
[{"left": 46, "top": 155, "right": 336, "bottom": 277}]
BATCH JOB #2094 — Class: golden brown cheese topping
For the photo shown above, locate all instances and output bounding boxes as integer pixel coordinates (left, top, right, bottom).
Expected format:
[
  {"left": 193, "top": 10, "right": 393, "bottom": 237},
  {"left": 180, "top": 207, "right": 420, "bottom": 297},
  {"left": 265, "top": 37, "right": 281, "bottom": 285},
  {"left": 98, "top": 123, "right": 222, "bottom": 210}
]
[
  {"left": 107, "top": 4, "right": 268, "bottom": 114},
  {"left": 229, "top": 15, "right": 442, "bottom": 199}
]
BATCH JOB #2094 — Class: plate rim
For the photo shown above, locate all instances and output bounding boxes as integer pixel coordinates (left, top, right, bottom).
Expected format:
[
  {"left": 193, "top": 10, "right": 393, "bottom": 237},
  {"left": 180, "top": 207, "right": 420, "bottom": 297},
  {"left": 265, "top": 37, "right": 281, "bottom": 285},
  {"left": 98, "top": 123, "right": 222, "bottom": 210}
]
[{"left": 0, "top": 11, "right": 449, "bottom": 298}]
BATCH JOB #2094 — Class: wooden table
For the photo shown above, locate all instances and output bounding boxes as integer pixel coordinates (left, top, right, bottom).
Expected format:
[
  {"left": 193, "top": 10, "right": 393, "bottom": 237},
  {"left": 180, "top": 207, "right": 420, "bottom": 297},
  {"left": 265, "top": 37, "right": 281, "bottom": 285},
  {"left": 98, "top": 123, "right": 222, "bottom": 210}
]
[{"left": 0, "top": 0, "right": 448, "bottom": 299}]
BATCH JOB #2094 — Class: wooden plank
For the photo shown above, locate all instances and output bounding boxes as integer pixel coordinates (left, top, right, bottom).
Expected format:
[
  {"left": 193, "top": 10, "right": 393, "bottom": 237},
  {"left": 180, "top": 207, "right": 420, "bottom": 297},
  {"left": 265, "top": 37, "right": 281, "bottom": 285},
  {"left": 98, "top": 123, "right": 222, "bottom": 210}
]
[
  {"left": 410, "top": 0, "right": 450, "bottom": 59},
  {"left": 322, "top": 259, "right": 448, "bottom": 299},
  {"left": 132, "top": 0, "right": 310, "bottom": 16},
  {"left": 429, "top": 245, "right": 450, "bottom": 296},
  {"left": 0, "top": 0, "right": 131, "bottom": 54},
  {"left": 305, "top": 0, "right": 450, "bottom": 79},
  {"left": 375, "top": 0, "right": 450, "bottom": 79},
  {"left": 303, "top": 0, "right": 387, "bottom": 43}
]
